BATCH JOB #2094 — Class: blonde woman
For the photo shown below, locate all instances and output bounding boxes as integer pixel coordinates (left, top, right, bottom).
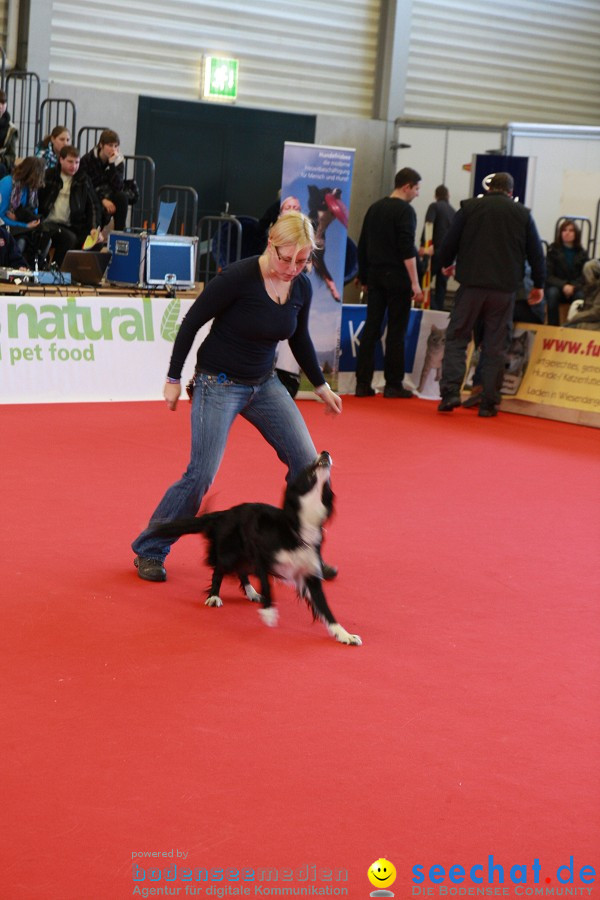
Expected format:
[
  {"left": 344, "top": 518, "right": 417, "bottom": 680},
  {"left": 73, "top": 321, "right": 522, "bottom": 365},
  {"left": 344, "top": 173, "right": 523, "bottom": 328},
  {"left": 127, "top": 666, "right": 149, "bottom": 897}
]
[{"left": 132, "top": 212, "right": 342, "bottom": 582}]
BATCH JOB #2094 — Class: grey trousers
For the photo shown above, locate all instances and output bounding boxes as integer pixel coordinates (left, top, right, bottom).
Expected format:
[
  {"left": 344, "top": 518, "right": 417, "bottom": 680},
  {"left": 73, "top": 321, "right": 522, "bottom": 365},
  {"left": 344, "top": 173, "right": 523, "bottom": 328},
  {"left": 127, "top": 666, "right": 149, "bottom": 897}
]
[{"left": 440, "top": 285, "right": 515, "bottom": 407}]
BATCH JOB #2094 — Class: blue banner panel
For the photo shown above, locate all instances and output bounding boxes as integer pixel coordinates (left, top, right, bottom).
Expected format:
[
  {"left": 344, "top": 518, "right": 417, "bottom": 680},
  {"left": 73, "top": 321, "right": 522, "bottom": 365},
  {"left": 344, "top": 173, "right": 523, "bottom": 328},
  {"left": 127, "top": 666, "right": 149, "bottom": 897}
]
[
  {"left": 339, "top": 305, "right": 423, "bottom": 374},
  {"left": 472, "top": 154, "right": 529, "bottom": 203}
]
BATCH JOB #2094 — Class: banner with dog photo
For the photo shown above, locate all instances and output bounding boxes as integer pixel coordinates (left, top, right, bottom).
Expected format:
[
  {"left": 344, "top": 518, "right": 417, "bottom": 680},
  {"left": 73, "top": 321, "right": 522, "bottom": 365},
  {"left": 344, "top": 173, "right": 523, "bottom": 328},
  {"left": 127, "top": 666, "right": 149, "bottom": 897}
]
[
  {"left": 276, "top": 141, "right": 356, "bottom": 392},
  {"left": 511, "top": 323, "right": 600, "bottom": 414}
]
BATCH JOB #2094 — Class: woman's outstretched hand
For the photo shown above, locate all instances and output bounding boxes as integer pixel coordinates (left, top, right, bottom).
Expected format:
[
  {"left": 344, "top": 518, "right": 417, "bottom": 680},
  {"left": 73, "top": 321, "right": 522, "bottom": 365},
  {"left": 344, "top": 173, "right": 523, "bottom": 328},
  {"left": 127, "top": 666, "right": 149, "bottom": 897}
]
[
  {"left": 315, "top": 383, "right": 343, "bottom": 415},
  {"left": 164, "top": 381, "right": 181, "bottom": 411}
]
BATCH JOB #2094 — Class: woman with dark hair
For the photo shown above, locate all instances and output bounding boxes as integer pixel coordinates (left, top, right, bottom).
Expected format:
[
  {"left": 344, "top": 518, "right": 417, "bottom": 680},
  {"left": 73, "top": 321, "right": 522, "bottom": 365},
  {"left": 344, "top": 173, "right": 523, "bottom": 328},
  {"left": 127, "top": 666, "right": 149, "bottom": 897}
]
[
  {"left": 545, "top": 218, "right": 589, "bottom": 325},
  {"left": 0, "top": 156, "right": 49, "bottom": 266},
  {"left": 35, "top": 125, "right": 72, "bottom": 169},
  {"left": 0, "top": 156, "right": 45, "bottom": 232}
]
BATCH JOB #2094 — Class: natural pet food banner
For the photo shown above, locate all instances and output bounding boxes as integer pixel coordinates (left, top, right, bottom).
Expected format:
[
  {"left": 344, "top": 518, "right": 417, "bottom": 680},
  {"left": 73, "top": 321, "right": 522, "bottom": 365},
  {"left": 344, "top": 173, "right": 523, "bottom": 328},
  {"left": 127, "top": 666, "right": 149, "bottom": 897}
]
[{"left": 0, "top": 295, "right": 209, "bottom": 404}]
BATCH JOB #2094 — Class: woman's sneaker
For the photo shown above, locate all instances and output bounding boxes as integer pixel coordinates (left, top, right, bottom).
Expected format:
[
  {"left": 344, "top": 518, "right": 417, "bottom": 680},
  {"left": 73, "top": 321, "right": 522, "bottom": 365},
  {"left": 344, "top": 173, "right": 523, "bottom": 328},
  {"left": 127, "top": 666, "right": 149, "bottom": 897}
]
[{"left": 134, "top": 556, "right": 167, "bottom": 582}]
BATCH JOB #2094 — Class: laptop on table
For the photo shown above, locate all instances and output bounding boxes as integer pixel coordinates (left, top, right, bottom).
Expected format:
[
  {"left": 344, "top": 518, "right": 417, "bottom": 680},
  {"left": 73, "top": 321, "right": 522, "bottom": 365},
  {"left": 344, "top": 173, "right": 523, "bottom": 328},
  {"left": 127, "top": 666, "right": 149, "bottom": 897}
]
[{"left": 60, "top": 250, "right": 113, "bottom": 286}]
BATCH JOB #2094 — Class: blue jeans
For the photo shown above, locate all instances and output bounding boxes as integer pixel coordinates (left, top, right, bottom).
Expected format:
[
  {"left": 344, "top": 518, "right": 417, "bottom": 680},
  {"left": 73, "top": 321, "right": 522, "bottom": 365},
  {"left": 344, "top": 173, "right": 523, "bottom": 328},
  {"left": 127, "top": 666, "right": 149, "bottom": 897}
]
[{"left": 131, "top": 373, "right": 317, "bottom": 561}]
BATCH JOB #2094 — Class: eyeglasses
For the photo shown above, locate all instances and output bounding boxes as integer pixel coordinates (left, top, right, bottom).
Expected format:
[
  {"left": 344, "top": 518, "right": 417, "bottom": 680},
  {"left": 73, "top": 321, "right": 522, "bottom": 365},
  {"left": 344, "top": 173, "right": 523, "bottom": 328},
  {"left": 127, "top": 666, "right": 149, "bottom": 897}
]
[{"left": 274, "top": 246, "right": 311, "bottom": 269}]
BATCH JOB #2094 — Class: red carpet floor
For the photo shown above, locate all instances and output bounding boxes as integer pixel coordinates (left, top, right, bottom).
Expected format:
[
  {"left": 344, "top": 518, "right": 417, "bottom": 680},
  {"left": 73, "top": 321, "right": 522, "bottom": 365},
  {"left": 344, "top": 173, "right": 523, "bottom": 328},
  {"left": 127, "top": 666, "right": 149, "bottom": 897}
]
[{"left": 2, "top": 397, "right": 599, "bottom": 899}]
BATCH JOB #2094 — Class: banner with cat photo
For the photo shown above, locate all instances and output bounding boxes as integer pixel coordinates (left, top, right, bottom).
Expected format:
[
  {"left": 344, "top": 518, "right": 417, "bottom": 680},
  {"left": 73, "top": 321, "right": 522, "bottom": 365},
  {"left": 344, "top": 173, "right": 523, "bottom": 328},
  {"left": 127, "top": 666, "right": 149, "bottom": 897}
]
[
  {"left": 407, "top": 310, "right": 450, "bottom": 398},
  {"left": 276, "top": 141, "right": 356, "bottom": 391},
  {"left": 338, "top": 306, "right": 449, "bottom": 398}
]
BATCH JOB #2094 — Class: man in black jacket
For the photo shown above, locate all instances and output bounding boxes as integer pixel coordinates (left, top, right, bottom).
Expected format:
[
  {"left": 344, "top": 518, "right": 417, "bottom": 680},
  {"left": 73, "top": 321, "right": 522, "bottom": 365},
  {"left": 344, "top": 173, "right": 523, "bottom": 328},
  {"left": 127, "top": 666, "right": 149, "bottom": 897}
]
[
  {"left": 38, "top": 146, "right": 101, "bottom": 265},
  {"left": 79, "top": 129, "right": 128, "bottom": 231},
  {"left": 437, "top": 172, "right": 545, "bottom": 418}
]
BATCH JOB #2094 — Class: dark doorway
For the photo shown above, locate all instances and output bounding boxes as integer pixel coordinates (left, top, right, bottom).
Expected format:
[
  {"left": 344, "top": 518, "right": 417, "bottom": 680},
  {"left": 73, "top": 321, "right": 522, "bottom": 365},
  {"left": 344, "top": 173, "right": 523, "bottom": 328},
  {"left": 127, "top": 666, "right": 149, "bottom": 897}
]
[{"left": 135, "top": 96, "right": 316, "bottom": 223}]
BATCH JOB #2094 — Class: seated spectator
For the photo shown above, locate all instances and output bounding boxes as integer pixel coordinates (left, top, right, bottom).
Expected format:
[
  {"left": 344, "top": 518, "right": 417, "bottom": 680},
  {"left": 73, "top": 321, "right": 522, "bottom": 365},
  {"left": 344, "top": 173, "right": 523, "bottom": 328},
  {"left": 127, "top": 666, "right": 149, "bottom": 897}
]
[
  {"left": 79, "top": 128, "right": 128, "bottom": 231},
  {"left": 38, "top": 145, "right": 101, "bottom": 266},
  {"left": 0, "top": 156, "right": 49, "bottom": 264},
  {"left": 0, "top": 88, "right": 19, "bottom": 177},
  {"left": 0, "top": 156, "right": 45, "bottom": 233},
  {"left": 35, "top": 126, "right": 72, "bottom": 170},
  {"left": 0, "top": 222, "right": 28, "bottom": 269},
  {"left": 257, "top": 194, "right": 302, "bottom": 245},
  {"left": 565, "top": 258, "right": 600, "bottom": 331},
  {"left": 544, "top": 219, "right": 588, "bottom": 325}
]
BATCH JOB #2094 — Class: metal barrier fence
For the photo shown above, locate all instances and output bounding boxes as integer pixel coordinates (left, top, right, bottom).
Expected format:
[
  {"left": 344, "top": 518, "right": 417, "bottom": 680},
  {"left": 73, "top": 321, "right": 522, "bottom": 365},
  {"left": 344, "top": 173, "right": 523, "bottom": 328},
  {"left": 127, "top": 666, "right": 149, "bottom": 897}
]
[
  {"left": 157, "top": 184, "right": 198, "bottom": 236},
  {"left": 76, "top": 125, "right": 109, "bottom": 155},
  {"left": 197, "top": 214, "right": 242, "bottom": 283},
  {"left": 6, "top": 70, "right": 40, "bottom": 156},
  {"left": 37, "top": 98, "right": 76, "bottom": 146},
  {"left": 124, "top": 154, "right": 155, "bottom": 231}
]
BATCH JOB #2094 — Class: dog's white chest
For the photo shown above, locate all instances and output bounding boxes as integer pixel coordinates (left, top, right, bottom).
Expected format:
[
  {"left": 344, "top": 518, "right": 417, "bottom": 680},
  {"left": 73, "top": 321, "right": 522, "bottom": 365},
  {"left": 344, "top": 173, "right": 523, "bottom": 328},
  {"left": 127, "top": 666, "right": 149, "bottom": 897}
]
[{"left": 273, "top": 545, "right": 321, "bottom": 583}]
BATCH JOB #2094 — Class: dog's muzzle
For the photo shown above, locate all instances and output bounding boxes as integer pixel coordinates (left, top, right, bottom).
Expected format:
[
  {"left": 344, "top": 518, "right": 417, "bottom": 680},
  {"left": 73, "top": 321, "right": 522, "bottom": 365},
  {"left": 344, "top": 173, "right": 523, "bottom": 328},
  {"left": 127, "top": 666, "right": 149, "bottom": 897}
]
[{"left": 316, "top": 450, "right": 332, "bottom": 469}]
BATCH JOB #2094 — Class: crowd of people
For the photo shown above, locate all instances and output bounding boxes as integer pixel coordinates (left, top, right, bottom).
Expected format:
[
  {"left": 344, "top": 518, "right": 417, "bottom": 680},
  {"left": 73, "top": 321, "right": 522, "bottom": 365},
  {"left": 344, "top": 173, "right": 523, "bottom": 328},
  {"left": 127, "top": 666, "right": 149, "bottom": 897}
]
[
  {"left": 0, "top": 97, "right": 129, "bottom": 269},
  {"left": 352, "top": 167, "right": 600, "bottom": 414},
  {"left": 0, "top": 86, "right": 598, "bottom": 417}
]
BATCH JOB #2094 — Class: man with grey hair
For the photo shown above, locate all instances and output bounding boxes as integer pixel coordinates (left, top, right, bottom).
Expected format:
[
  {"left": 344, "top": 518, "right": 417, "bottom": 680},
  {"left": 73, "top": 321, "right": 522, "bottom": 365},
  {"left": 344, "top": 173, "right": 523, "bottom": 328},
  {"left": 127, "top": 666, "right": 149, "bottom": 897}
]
[{"left": 437, "top": 172, "right": 545, "bottom": 417}]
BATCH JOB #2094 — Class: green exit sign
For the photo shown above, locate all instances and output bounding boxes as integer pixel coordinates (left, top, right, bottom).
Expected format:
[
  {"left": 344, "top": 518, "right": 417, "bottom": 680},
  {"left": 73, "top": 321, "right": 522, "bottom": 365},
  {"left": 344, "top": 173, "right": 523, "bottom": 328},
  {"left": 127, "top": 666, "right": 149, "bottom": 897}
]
[{"left": 202, "top": 57, "right": 239, "bottom": 101}]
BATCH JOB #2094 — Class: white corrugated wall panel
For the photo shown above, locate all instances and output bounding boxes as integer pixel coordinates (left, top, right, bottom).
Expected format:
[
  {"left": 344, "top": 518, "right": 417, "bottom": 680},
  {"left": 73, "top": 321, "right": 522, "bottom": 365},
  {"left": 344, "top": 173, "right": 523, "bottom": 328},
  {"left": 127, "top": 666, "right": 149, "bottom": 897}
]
[
  {"left": 404, "top": 0, "right": 600, "bottom": 126},
  {"left": 47, "top": 0, "right": 381, "bottom": 118}
]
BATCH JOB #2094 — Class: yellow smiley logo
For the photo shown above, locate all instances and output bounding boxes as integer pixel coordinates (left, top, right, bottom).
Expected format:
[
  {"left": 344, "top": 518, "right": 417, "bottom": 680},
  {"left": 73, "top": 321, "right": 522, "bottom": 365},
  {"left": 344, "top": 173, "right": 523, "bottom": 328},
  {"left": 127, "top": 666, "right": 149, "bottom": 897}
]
[{"left": 368, "top": 857, "right": 397, "bottom": 889}]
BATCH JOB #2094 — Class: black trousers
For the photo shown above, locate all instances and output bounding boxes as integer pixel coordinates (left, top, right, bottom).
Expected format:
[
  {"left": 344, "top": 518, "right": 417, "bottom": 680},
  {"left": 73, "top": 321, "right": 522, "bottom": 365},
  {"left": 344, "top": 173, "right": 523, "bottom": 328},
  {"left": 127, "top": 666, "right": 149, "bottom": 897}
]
[
  {"left": 440, "top": 285, "right": 515, "bottom": 407},
  {"left": 101, "top": 190, "right": 128, "bottom": 231},
  {"left": 430, "top": 256, "right": 449, "bottom": 311},
  {"left": 43, "top": 222, "right": 79, "bottom": 266},
  {"left": 355, "top": 268, "right": 412, "bottom": 390}
]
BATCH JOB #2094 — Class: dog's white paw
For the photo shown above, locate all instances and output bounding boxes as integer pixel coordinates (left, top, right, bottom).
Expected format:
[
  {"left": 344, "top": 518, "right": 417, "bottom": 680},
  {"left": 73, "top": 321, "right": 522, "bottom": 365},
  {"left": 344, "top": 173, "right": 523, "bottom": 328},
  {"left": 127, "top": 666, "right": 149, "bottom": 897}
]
[
  {"left": 328, "top": 624, "right": 362, "bottom": 645},
  {"left": 258, "top": 607, "right": 279, "bottom": 627},
  {"left": 205, "top": 595, "right": 223, "bottom": 607},
  {"left": 244, "top": 583, "right": 263, "bottom": 603}
]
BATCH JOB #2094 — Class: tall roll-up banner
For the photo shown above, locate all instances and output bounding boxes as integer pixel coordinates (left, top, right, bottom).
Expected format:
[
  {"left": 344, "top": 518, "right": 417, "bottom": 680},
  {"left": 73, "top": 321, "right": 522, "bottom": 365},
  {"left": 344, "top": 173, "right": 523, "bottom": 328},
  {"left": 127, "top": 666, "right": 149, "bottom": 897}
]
[{"left": 277, "top": 141, "right": 355, "bottom": 391}]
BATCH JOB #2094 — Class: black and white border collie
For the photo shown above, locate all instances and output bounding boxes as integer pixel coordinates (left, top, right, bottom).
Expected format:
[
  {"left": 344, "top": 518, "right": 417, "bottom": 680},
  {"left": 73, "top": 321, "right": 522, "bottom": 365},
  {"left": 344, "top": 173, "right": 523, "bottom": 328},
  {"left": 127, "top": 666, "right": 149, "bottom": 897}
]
[{"left": 150, "top": 452, "right": 361, "bottom": 645}]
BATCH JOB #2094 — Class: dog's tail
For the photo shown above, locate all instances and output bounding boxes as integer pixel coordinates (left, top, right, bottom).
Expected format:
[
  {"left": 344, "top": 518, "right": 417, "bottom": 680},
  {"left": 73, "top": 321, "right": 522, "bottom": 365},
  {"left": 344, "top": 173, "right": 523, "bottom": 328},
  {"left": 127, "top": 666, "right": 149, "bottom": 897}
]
[{"left": 149, "top": 513, "right": 216, "bottom": 539}]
